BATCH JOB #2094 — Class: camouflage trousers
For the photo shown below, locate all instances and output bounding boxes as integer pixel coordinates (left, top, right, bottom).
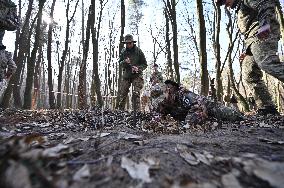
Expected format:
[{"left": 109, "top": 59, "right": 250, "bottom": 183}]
[
  {"left": 0, "top": 30, "right": 4, "bottom": 46},
  {"left": 242, "top": 37, "right": 284, "bottom": 108},
  {"left": 118, "top": 77, "right": 144, "bottom": 111},
  {"left": 185, "top": 96, "right": 243, "bottom": 125},
  {"left": 249, "top": 37, "right": 284, "bottom": 82}
]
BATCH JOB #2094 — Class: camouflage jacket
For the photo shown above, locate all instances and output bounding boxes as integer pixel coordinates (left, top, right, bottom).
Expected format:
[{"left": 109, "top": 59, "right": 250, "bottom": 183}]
[
  {"left": 0, "top": 0, "right": 18, "bottom": 31},
  {"left": 119, "top": 45, "right": 147, "bottom": 79},
  {"left": 0, "top": 50, "right": 16, "bottom": 81},
  {"left": 236, "top": 0, "right": 280, "bottom": 47},
  {"left": 158, "top": 88, "right": 243, "bottom": 122},
  {"left": 150, "top": 71, "right": 163, "bottom": 85}
]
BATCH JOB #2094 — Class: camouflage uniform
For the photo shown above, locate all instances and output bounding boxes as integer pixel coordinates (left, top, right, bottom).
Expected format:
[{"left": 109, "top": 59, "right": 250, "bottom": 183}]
[
  {"left": 150, "top": 70, "right": 163, "bottom": 85},
  {"left": 0, "top": 0, "right": 18, "bottom": 31},
  {"left": 158, "top": 81, "right": 243, "bottom": 123},
  {"left": 150, "top": 83, "right": 165, "bottom": 111},
  {"left": 118, "top": 43, "right": 147, "bottom": 111},
  {"left": 235, "top": 0, "right": 284, "bottom": 110},
  {"left": 0, "top": 50, "right": 16, "bottom": 82}
]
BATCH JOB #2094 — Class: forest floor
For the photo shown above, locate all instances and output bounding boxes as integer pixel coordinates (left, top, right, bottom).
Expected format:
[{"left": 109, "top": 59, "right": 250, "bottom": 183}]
[{"left": 0, "top": 108, "right": 284, "bottom": 188}]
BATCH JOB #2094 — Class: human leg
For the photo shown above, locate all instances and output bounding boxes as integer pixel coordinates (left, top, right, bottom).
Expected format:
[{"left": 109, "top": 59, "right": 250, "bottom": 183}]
[
  {"left": 132, "top": 76, "right": 144, "bottom": 111},
  {"left": 250, "top": 38, "right": 284, "bottom": 82},
  {"left": 118, "top": 79, "right": 131, "bottom": 110},
  {"left": 242, "top": 55, "right": 275, "bottom": 108}
]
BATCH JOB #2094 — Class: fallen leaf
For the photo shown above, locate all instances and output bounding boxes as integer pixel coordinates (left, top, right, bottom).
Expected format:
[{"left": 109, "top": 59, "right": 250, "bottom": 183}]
[
  {"left": 176, "top": 144, "right": 199, "bottom": 165},
  {"left": 121, "top": 156, "right": 152, "bottom": 183},
  {"left": 42, "top": 143, "right": 69, "bottom": 157},
  {"left": 221, "top": 169, "right": 242, "bottom": 188},
  {"left": 243, "top": 158, "right": 284, "bottom": 188},
  {"left": 73, "top": 164, "right": 91, "bottom": 181},
  {"left": 259, "top": 122, "right": 272, "bottom": 128},
  {"left": 4, "top": 160, "right": 32, "bottom": 188},
  {"left": 117, "top": 132, "right": 142, "bottom": 140},
  {"left": 63, "top": 137, "right": 77, "bottom": 144}
]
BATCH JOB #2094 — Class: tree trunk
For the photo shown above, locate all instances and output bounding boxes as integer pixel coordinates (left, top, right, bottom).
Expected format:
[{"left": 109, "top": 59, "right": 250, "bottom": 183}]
[
  {"left": 196, "top": 0, "right": 209, "bottom": 95},
  {"left": 13, "top": 0, "right": 21, "bottom": 62},
  {"left": 65, "top": 49, "right": 71, "bottom": 109},
  {"left": 116, "top": 0, "right": 125, "bottom": 108},
  {"left": 213, "top": 1, "right": 223, "bottom": 101},
  {"left": 168, "top": 0, "right": 180, "bottom": 83},
  {"left": 47, "top": 0, "right": 56, "bottom": 109},
  {"left": 164, "top": 8, "right": 173, "bottom": 80},
  {"left": 23, "top": 0, "right": 45, "bottom": 109},
  {"left": 57, "top": 0, "right": 79, "bottom": 109},
  {"left": 91, "top": 0, "right": 104, "bottom": 108},
  {"left": 225, "top": 8, "right": 249, "bottom": 111},
  {"left": 32, "top": 46, "right": 42, "bottom": 109},
  {"left": 78, "top": 2, "right": 93, "bottom": 109}
]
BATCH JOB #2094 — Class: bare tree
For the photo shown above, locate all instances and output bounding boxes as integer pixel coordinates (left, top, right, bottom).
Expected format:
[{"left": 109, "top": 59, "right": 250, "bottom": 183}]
[
  {"left": 23, "top": 0, "right": 46, "bottom": 109},
  {"left": 47, "top": 0, "right": 57, "bottom": 109},
  {"left": 78, "top": 1, "right": 94, "bottom": 109},
  {"left": 164, "top": 8, "right": 173, "bottom": 79},
  {"left": 225, "top": 8, "right": 249, "bottom": 111},
  {"left": 57, "top": 0, "right": 79, "bottom": 109},
  {"left": 116, "top": 0, "right": 125, "bottom": 108},
  {"left": 163, "top": 0, "right": 180, "bottom": 83},
  {"left": 91, "top": 0, "right": 106, "bottom": 108},
  {"left": 196, "top": 0, "right": 209, "bottom": 96},
  {"left": 212, "top": 0, "right": 223, "bottom": 101}
]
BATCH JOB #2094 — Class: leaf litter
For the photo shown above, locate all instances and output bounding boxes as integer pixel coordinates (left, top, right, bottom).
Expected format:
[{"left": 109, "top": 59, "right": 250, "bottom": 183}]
[{"left": 0, "top": 109, "right": 284, "bottom": 187}]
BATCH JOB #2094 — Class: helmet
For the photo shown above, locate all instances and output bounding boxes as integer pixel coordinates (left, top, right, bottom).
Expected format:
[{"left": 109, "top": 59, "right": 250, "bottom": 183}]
[{"left": 122, "top": 34, "right": 137, "bottom": 43}]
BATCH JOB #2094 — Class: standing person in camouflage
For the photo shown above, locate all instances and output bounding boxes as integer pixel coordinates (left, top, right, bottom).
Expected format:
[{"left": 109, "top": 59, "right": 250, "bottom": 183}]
[
  {"left": 216, "top": 0, "right": 284, "bottom": 115},
  {"left": 118, "top": 34, "right": 147, "bottom": 111},
  {"left": 157, "top": 80, "right": 243, "bottom": 124},
  {"left": 150, "top": 64, "right": 163, "bottom": 86},
  {"left": 0, "top": 0, "right": 17, "bottom": 95}
]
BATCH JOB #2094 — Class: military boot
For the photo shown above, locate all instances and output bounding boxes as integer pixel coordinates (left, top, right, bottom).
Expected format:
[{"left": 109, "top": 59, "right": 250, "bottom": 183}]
[{"left": 257, "top": 105, "right": 280, "bottom": 116}]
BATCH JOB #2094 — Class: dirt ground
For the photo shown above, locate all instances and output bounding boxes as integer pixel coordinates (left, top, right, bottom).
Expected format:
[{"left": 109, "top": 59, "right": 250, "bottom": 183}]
[{"left": 0, "top": 108, "right": 284, "bottom": 188}]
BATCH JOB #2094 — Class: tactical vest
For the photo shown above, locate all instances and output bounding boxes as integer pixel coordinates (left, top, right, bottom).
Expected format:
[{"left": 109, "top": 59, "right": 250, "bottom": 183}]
[{"left": 177, "top": 90, "right": 198, "bottom": 109}]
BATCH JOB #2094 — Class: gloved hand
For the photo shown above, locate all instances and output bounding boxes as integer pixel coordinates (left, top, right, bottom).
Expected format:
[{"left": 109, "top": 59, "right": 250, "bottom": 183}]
[
  {"left": 256, "top": 23, "right": 271, "bottom": 39},
  {"left": 125, "top": 57, "right": 130, "bottom": 64},
  {"left": 132, "top": 66, "right": 139, "bottom": 73}
]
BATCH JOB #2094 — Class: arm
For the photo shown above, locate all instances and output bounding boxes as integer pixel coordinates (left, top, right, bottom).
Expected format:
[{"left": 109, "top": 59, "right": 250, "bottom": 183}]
[
  {"left": 119, "top": 48, "right": 131, "bottom": 69},
  {"left": 136, "top": 49, "right": 147, "bottom": 72},
  {"left": 247, "top": 0, "right": 277, "bottom": 39}
]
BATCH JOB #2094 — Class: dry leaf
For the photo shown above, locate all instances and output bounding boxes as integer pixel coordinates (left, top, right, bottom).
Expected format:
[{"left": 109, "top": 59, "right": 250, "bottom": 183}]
[
  {"left": 243, "top": 158, "right": 284, "bottom": 188},
  {"left": 221, "top": 169, "right": 242, "bottom": 188},
  {"left": 121, "top": 156, "right": 152, "bottom": 183},
  {"left": 176, "top": 144, "right": 199, "bottom": 165},
  {"left": 118, "top": 132, "right": 142, "bottom": 140},
  {"left": 73, "top": 164, "right": 91, "bottom": 181},
  {"left": 4, "top": 160, "right": 32, "bottom": 188},
  {"left": 42, "top": 143, "right": 69, "bottom": 157}
]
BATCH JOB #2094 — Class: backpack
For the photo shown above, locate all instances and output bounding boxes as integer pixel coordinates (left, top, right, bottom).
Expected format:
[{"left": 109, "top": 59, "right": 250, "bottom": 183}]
[{"left": 0, "top": 0, "right": 19, "bottom": 31}]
